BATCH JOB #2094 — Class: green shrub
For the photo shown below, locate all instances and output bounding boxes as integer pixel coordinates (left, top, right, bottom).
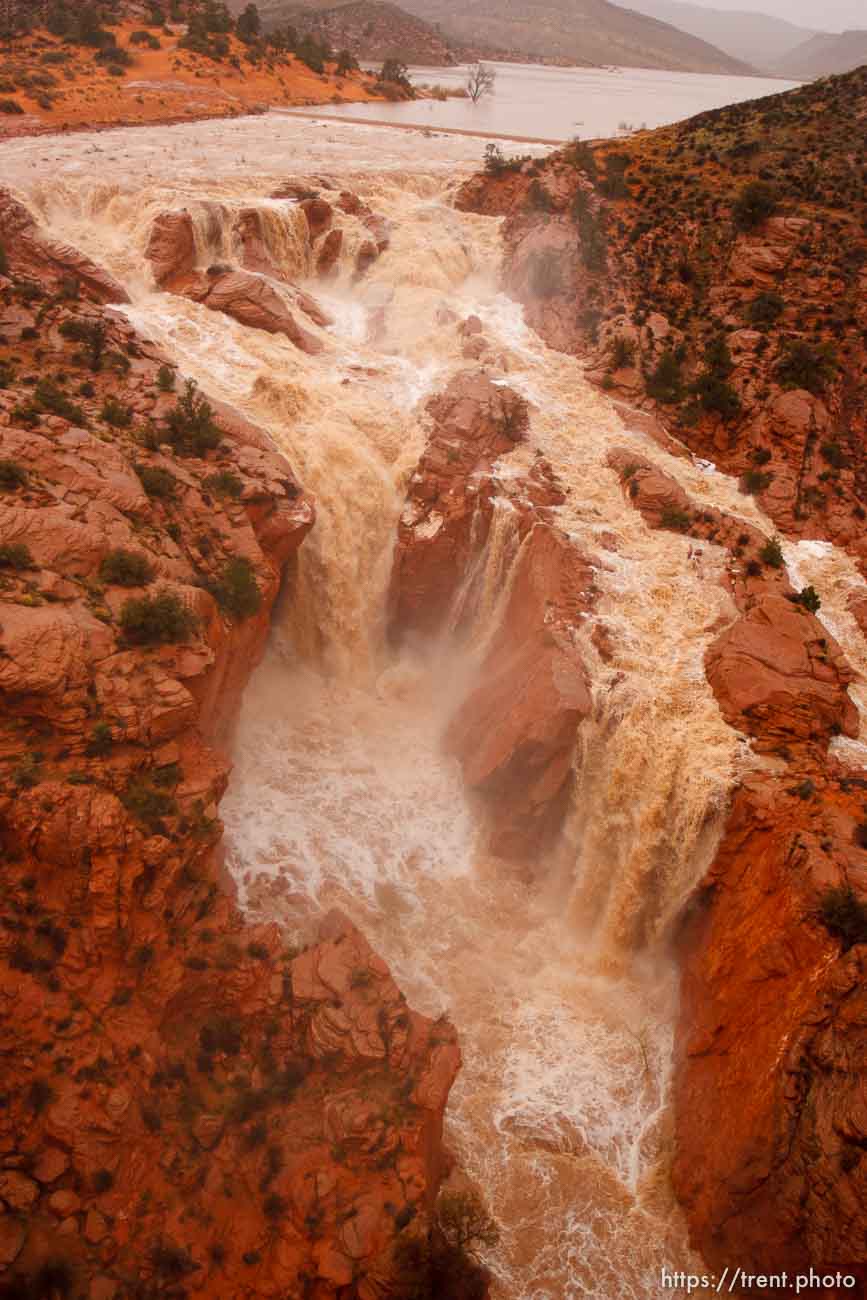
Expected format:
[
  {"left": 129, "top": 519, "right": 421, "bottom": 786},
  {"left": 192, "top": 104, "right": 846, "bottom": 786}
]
[
  {"left": 11, "top": 753, "right": 42, "bottom": 789},
  {"left": 59, "top": 316, "right": 107, "bottom": 371},
  {"left": 156, "top": 363, "right": 176, "bottom": 392},
  {"left": 199, "top": 1016, "right": 242, "bottom": 1056},
  {"left": 775, "top": 339, "right": 838, "bottom": 395},
  {"left": 646, "top": 350, "right": 683, "bottom": 404},
  {"left": 482, "top": 142, "right": 528, "bottom": 176},
  {"left": 609, "top": 335, "right": 635, "bottom": 369},
  {"left": 820, "top": 441, "right": 848, "bottom": 469},
  {"left": 598, "top": 154, "right": 632, "bottom": 199},
  {"left": 0, "top": 459, "right": 28, "bottom": 491},
  {"left": 748, "top": 292, "right": 784, "bottom": 327},
  {"left": 99, "top": 549, "right": 154, "bottom": 587},
  {"left": 150, "top": 1243, "right": 196, "bottom": 1280},
  {"left": 0, "top": 242, "right": 8, "bottom": 277},
  {"left": 165, "top": 380, "right": 222, "bottom": 455},
  {"left": 205, "top": 557, "right": 262, "bottom": 621},
  {"left": 732, "top": 180, "right": 778, "bottom": 231},
  {"left": 33, "top": 379, "right": 85, "bottom": 424},
  {"left": 27, "top": 1079, "right": 54, "bottom": 1114},
  {"left": 0, "top": 543, "right": 33, "bottom": 570},
  {"left": 101, "top": 397, "right": 133, "bottom": 428},
  {"left": 693, "top": 374, "right": 741, "bottom": 419},
  {"left": 86, "top": 721, "right": 113, "bottom": 756},
  {"left": 95, "top": 45, "right": 134, "bottom": 68},
  {"left": 121, "top": 779, "right": 178, "bottom": 832},
  {"left": 562, "top": 137, "right": 598, "bottom": 181},
  {"left": 742, "top": 468, "right": 774, "bottom": 495},
  {"left": 120, "top": 590, "right": 196, "bottom": 644},
  {"left": 0, "top": 99, "right": 25, "bottom": 116},
  {"left": 135, "top": 463, "right": 176, "bottom": 500},
  {"left": 660, "top": 506, "right": 691, "bottom": 532},
  {"left": 817, "top": 885, "right": 867, "bottom": 950},
  {"left": 11, "top": 401, "right": 41, "bottom": 429},
  {"left": 759, "top": 536, "right": 784, "bottom": 567},
  {"left": 791, "top": 585, "right": 821, "bottom": 613},
  {"left": 203, "top": 470, "right": 243, "bottom": 500}
]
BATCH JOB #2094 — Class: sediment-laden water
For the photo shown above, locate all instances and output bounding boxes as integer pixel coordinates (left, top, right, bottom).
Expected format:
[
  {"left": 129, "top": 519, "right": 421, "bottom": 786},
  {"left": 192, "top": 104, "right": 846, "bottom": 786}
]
[{"left": 6, "top": 114, "right": 862, "bottom": 1299}]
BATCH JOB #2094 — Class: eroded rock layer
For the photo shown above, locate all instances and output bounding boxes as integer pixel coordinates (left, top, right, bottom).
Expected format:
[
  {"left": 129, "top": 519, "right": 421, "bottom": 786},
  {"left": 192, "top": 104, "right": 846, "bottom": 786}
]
[
  {"left": 0, "top": 192, "right": 460, "bottom": 1298},
  {"left": 389, "top": 367, "right": 597, "bottom": 858},
  {"left": 610, "top": 447, "right": 867, "bottom": 1281}
]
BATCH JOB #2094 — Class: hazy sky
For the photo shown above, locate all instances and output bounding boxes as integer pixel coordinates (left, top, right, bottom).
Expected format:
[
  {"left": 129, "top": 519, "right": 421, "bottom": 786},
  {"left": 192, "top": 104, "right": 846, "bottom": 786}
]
[{"left": 680, "top": 0, "right": 865, "bottom": 31}]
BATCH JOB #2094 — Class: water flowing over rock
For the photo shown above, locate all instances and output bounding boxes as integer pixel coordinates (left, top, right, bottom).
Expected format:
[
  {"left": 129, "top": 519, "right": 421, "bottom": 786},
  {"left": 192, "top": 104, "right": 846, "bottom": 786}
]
[
  {"left": 706, "top": 595, "right": 858, "bottom": 747},
  {"left": 191, "top": 270, "right": 324, "bottom": 354},
  {"left": 674, "top": 770, "right": 867, "bottom": 1285},
  {"left": 460, "top": 89, "right": 867, "bottom": 1279},
  {"left": 6, "top": 106, "right": 867, "bottom": 1298},
  {"left": 389, "top": 369, "right": 596, "bottom": 856},
  {"left": 0, "top": 237, "right": 459, "bottom": 1296},
  {"left": 145, "top": 209, "right": 196, "bottom": 289},
  {"left": 0, "top": 190, "right": 129, "bottom": 304},
  {"left": 445, "top": 525, "right": 595, "bottom": 859}
]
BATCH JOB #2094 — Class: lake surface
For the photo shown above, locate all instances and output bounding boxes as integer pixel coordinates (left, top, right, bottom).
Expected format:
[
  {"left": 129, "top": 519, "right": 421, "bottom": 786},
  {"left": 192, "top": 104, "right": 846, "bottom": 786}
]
[{"left": 317, "top": 62, "right": 800, "bottom": 142}]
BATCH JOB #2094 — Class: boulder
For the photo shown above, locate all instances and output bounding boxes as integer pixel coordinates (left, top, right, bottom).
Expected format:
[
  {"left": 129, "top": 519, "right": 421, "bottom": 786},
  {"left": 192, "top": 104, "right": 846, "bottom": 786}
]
[
  {"left": 196, "top": 270, "right": 324, "bottom": 353},
  {"left": 706, "top": 594, "right": 858, "bottom": 747},
  {"left": 145, "top": 210, "right": 196, "bottom": 288}
]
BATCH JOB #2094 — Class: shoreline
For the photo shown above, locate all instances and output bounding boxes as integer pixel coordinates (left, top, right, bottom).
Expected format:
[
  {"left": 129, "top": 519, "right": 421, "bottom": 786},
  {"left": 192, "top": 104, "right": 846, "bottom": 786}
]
[
  {"left": 273, "top": 108, "right": 566, "bottom": 146},
  {"left": 0, "top": 105, "right": 565, "bottom": 149}
]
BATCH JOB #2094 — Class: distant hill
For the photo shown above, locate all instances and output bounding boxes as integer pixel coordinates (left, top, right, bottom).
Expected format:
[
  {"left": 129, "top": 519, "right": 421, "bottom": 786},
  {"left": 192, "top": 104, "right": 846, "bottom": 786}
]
[
  {"left": 772, "top": 29, "right": 867, "bottom": 78},
  {"left": 392, "top": 0, "right": 758, "bottom": 74},
  {"left": 257, "top": 0, "right": 464, "bottom": 64},
  {"left": 622, "top": 0, "right": 818, "bottom": 68}
]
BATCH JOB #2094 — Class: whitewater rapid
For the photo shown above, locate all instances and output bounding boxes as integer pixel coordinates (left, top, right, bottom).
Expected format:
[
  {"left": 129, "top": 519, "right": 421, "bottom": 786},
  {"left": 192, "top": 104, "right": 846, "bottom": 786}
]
[{"left": 8, "top": 113, "right": 862, "bottom": 1298}]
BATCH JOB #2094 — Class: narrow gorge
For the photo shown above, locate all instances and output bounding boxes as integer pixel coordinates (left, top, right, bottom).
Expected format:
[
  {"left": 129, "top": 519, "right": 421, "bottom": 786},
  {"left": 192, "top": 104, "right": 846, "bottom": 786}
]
[{"left": 1, "top": 105, "right": 866, "bottom": 1299}]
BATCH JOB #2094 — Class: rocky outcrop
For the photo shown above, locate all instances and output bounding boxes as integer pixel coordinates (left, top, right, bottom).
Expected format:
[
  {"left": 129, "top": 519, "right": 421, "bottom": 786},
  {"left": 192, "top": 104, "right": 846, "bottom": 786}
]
[
  {"left": 389, "top": 366, "right": 596, "bottom": 857},
  {"left": 389, "top": 369, "right": 536, "bottom": 638},
  {"left": 673, "top": 768, "right": 867, "bottom": 1284},
  {"left": 145, "top": 209, "right": 196, "bottom": 290},
  {"left": 317, "top": 228, "right": 343, "bottom": 278},
  {"left": 706, "top": 596, "right": 858, "bottom": 748},
  {"left": 612, "top": 447, "right": 867, "bottom": 1282},
  {"left": 0, "top": 190, "right": 129, "bottom": 304},
  {"left": 300, "top": 197, "right": 333, "bottom": 241},
  {"left": 0, "top": 219, "right": 460, "bottom": 1296},
  {"left": 612, "top": 448, "right": 859, "bottom": 750},
  {"left": 190, "top": 270, "right": 324, "bottom": 355},
  {"left": 458, "top": 68, "right": 867, "bottom": 575},
  {"left": 145, "top": 194, "right": 399, "bottom": 345},
  {"left": 445, "top": 525, "right": 595, "bottom": 859}
]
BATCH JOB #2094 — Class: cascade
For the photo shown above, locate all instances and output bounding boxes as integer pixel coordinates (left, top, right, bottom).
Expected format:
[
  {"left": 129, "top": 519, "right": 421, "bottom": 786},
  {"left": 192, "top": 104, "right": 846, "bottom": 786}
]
[{"left": 7, "top": 114, "right": 866, "bottom": 1297}]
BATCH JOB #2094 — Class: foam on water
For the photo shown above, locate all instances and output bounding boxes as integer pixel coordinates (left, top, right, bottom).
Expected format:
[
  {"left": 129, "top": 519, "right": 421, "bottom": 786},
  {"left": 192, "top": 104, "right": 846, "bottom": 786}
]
[{"left": 6, "top": 114, "right": 862, "bottom": 1297}]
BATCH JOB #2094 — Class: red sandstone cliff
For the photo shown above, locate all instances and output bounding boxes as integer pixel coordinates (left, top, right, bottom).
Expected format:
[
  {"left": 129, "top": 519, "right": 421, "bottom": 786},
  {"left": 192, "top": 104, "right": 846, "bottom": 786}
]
[
  {"left": 388, "top": 366, "right": 596, "bottom": 860},
  {"left": 458, "top": 75, "right": 867, "bottom": 1283},
  {"left": 608, "top": 451, "right": 867, "bottom": 1283},
  {"left": 457, "top": 68, "right": 867, "bottom": 575},
  {"left": 0, "top": 190, "right": 460, "bottom": 1297}
]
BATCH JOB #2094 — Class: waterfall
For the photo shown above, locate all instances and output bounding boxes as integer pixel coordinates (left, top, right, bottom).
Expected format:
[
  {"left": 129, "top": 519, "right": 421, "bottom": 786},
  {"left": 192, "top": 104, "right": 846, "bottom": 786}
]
[{"left": 9, "top": 113, "right": 867, "bottom": 1299}]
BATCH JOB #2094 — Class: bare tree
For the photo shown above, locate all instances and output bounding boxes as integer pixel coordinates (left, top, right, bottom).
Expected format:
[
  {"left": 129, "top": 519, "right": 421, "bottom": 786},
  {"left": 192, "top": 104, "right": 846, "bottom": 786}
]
[{"left": 466, "top": 61, "right": 495, "bottom": 104}]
